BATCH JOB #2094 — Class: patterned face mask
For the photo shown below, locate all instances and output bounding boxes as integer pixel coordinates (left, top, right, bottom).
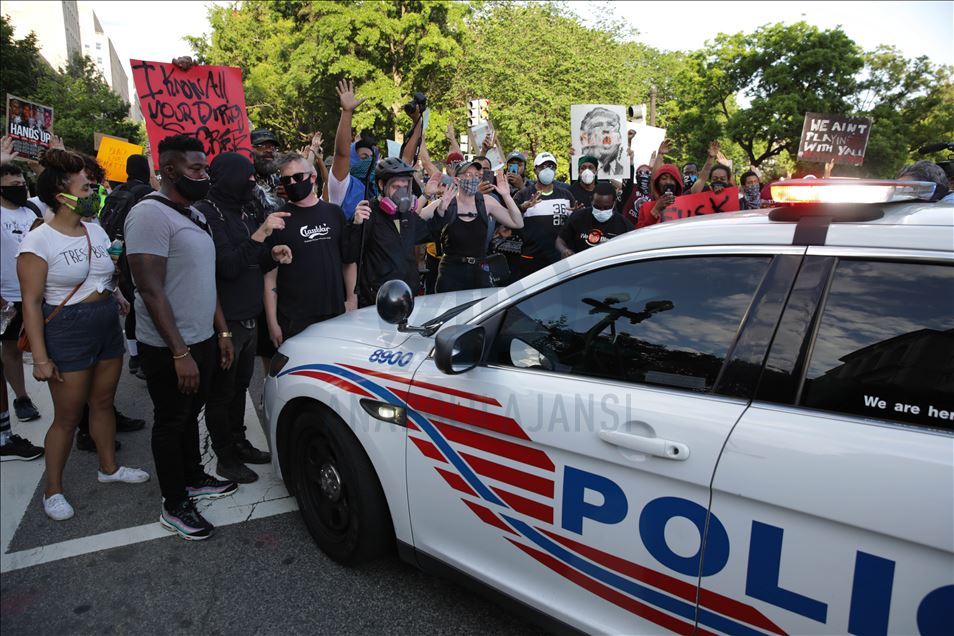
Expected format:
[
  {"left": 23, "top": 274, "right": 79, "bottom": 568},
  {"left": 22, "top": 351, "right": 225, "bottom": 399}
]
[{"left": 459, "top": 176, "right": 480, "bottom": 195}]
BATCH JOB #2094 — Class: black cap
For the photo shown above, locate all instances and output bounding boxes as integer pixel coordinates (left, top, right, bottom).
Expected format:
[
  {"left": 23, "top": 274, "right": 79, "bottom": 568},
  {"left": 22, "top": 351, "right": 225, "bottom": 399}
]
[
  {"left": 250, "top": 129, "right": 278, "bottom": 145},
  {"left": 455, "top": 160, "right": 484, "bottom": 176}
]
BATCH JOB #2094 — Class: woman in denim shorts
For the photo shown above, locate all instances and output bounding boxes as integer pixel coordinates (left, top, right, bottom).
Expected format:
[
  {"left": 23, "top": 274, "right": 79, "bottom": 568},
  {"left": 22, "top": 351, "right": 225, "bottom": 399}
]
[{"left": 16, "top": 149, "right": 150, "bottom": 522}]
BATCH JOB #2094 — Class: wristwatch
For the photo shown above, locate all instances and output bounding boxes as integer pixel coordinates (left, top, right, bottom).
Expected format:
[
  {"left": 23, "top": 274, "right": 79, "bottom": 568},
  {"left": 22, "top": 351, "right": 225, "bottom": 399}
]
[{"left": 218, "top": 331, "right": 233, "bottom": 339}]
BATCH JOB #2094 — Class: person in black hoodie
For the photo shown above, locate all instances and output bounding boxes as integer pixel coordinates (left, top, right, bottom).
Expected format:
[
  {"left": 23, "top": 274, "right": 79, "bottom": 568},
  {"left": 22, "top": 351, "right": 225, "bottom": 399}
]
[{"left": 195, "top": 153, "right": 292, "bottom": 483}]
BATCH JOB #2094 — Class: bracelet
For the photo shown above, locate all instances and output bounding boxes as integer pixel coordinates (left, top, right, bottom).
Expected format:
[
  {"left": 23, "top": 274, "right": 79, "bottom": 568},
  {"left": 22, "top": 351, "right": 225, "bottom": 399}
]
[
  {"left": 32, "top": 359, "right": 51, "bottom": 366},
  {"left": 217, "top": 331, "right": 233, "bottom": 339},
  {"left": 172, "top": 349, "right": 191, "bottom": 360}
]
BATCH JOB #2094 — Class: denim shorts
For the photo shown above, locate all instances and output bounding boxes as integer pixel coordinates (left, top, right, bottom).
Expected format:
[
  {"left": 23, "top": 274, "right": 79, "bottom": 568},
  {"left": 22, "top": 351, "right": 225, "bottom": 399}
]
[{"left": 43, "top": 296, "right": 125, "bottom": 373}]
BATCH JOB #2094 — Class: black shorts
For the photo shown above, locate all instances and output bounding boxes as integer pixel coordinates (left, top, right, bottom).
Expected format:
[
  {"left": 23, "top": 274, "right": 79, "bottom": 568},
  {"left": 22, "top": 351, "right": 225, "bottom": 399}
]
[{"left": 0, "top": 301, "right": 23, "bottom": 342}]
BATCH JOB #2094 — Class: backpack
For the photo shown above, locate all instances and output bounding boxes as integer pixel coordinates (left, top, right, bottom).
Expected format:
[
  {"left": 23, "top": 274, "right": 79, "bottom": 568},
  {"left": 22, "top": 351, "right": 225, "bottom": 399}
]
[{"left": 100, "top": 182, "right": 153, "bottom": 241}]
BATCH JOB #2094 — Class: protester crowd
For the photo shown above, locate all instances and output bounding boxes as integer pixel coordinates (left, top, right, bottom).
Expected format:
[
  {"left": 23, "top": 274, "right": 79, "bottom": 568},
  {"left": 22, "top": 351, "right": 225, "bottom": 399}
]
[{"left": 1, "top": 65, "right": 952, "bottom": 540}]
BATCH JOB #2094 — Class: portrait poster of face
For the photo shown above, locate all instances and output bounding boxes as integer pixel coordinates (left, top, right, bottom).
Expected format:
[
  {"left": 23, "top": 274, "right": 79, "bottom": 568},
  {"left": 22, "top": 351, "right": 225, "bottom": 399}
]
[
  {"left": 571, "top": 104, "right": 629, "bottom": 180},
  {"left": 6, "top": 94, "right": 54, "bottom": 160}
]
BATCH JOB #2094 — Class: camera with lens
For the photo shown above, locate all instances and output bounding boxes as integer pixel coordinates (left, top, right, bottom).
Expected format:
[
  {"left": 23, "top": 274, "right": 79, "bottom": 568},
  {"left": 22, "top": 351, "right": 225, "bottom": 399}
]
[{"left": 403, "top": 92, "right": 427, "bottom": 116}]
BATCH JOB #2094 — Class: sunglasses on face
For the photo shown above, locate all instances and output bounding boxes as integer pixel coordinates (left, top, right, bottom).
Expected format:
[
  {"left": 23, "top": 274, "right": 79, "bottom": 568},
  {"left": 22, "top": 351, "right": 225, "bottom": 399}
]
[{"left": 279, "top": 172, "right": 311, "bottom": 185}]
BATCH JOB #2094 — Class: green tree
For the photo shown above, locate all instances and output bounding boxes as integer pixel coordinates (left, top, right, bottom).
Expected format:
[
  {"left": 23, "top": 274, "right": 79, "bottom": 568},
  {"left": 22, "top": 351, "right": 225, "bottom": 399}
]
[
  {"left": 34, "top": 55, "right": 140, "bottom": 154},
  {"left": 0, "top": 14, "right": 50, "bottom": 111}
]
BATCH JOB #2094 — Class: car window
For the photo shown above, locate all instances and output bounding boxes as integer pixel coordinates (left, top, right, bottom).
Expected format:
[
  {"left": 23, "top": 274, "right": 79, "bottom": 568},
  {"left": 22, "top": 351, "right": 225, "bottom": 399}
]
[
  {"left": 801, "top": 259, "right": 954, "bottom": 430},
  {"left": 487, "top": 256, "right": 771, "bottom": 392}
]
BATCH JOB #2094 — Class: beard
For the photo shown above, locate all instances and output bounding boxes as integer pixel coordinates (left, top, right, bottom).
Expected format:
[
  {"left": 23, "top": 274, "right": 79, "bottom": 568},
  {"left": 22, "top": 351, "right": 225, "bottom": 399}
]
[{"left": 254, "top": 155, "right": 277, "bottom": 177}]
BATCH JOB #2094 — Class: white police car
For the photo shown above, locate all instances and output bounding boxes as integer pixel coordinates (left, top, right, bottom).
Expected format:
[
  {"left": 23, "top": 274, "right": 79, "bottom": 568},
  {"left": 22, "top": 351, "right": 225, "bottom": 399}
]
[{"left": 263, "top": 180, "right": 953, "bottom": 634}]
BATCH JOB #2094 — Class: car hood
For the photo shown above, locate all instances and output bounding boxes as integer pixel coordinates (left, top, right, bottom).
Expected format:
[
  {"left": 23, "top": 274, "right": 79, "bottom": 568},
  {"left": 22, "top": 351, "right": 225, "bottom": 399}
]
[{"left": 284, "top": 289, "right": 495, "bottom": 349}]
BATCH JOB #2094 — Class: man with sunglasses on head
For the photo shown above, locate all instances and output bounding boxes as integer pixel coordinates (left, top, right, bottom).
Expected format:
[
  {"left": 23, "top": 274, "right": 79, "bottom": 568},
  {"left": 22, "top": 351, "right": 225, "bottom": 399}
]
[{"left": 263, "top": 154, "right": 360, "bottom": 350}]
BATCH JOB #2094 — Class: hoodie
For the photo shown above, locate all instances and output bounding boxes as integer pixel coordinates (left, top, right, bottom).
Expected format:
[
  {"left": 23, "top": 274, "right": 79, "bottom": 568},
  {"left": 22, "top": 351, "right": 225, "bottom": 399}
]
[
  {"left": 195, "top": 152, "right": 270, "bottom": 321},
  {"left": 635, "top": 164, "right": 683, "bottom": 229}
]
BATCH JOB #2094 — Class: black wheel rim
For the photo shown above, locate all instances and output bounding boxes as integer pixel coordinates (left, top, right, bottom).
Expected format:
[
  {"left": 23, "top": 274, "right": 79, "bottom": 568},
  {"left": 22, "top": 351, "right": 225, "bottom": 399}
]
[{"left": 300, "top": 431, "right": 351, "bottom": 536}]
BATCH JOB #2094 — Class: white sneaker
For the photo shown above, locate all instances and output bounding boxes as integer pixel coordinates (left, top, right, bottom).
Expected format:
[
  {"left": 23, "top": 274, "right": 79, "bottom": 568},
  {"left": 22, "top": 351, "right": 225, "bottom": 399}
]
[
  {"left": 98, "top": 466, "right": 150, "bottom": 484},
  {"left": 43, "top": 494, "right": 75, "bottom": 521}
]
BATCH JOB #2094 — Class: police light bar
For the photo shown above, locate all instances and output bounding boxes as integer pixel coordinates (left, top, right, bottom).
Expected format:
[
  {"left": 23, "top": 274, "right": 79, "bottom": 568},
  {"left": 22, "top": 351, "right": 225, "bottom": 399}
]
[{"left": 770, "top": 179, "right": 937, "bottom": 205}]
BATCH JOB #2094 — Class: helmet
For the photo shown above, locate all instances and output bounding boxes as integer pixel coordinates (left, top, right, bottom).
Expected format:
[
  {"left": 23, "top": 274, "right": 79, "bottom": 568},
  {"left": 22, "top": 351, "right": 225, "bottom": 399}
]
[{"left": 375, "top": 157, "right": 421, "bottom": 195}]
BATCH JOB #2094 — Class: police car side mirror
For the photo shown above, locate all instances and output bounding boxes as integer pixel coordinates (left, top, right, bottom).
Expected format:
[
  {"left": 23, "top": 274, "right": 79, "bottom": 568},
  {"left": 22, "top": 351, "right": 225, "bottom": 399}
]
[
  {"left": 434, "top": 324, "right": 485, "bottom": 375},
  {"left": 377, "top": 280, "right": 415, "bottom": 326}
]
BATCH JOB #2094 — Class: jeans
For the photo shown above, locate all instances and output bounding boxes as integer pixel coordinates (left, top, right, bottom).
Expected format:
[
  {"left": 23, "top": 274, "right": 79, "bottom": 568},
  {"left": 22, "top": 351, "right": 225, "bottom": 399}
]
[
  {"left": 139, "top": 337, "right": 216, "bottom": 509},
  {"left": 205, "top": 320, "right": 256, "bottom": 453}
]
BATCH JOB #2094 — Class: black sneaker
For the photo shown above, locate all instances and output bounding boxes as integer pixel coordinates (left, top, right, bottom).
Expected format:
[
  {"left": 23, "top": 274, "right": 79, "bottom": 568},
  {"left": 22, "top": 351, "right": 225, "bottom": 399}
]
[
  {"left": 160, "top": 499, "right": 214, "bottom": 541},
  {"left": 215, "top": 454, "right": 258, "bottom": 484},
  {"left": 0, "top": 434, "right": 44, "bottom": 462},
  {"left": 186, "top": 474, "right": 238, "bottom": 500},
  {"left": 234, "top": 439, "right": 271, "bottom": 464},
  {"left": 115, "top": 410, "right": 146, "bottom": 433},
  {"left": 13, "top": 397, "right": 40, "bottom": 422},
  {"left": 76, "top": 430, "right": 121, "bottom": 452}
]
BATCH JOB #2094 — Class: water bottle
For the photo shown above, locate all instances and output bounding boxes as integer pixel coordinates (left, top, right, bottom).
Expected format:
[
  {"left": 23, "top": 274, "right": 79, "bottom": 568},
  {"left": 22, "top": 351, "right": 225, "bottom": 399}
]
[
  {"left": 0, "top": 302, "right": 16, "bottom": 336},
  {"left": 108, "top": 238, "right": 124, "bottom": 261}
]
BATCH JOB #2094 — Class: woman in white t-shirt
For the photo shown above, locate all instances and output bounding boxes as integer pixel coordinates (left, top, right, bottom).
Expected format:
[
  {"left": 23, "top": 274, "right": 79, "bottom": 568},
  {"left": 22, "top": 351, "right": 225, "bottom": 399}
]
[{"left": 16, "top": 149, "right": 150, "bottom": 522}]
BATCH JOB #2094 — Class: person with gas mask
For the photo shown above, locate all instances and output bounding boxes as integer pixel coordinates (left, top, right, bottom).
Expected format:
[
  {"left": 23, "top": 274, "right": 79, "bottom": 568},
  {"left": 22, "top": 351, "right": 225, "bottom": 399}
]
[
  {"left": 635, "top": 163, "right": 684, "bottom": 229},
  {"left": 194, "top": 153, "right": 292, "bottom": 484},
  {"left": 16, "top": 149, "right": 151, "bottom": 521},
  {"left": 570, "top": 155, "right": 600, "bottom": 211},
  {"left": 557, "top": 181, "right": 631, "bottom": 258},
  {"left": 352, "top": 157, "right": 427, "bottom": 307},
  {"left": 263, "top": 153, "right": 359, "bottom": 348},
  {"left": 418, "top": 160, "right": 523, "bottom": 292},
  {"left": 512, "top": 152, "right": 577, "bottom": 281},
  {"left": 125, "top": 135, "right": 238, "bottom": 541},
  {"left": 738, "top": 170, "right": 765, "bottom": 210}
]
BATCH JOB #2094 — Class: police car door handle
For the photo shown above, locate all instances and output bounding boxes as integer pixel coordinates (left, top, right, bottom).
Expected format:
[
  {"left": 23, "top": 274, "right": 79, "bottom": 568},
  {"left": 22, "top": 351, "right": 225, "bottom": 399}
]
[{"left": 598, "top": 428, "right": 690, "bottom": 461}]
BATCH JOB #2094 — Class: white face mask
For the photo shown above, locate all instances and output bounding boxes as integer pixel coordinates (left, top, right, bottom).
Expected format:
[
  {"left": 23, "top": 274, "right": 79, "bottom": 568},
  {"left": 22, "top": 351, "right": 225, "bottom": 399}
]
[
  {"left": 592, "top": 206, "right": 613, "bottom": 223},
  {"left": 580, "top": 169, "right": 596, "bottom": 185},
  {"left": 537, "top": 167, "right": 555, "bottom": 185}
]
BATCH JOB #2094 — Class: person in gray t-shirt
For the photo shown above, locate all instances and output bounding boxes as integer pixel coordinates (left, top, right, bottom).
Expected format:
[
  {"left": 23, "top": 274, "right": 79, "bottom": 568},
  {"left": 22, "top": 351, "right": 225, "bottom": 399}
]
[{"left": 125, "top": 134, "right": 236, "bottom": 541}]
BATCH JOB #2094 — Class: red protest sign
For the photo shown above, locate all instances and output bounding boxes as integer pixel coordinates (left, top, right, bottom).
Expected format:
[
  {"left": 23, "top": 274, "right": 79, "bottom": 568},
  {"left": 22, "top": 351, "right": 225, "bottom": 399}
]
[
  {"left": 659, "top": 187, "right": 740, "bottom": 223},
  {"left": 131, "top": 59, "right": 252, "bottom": 165}
]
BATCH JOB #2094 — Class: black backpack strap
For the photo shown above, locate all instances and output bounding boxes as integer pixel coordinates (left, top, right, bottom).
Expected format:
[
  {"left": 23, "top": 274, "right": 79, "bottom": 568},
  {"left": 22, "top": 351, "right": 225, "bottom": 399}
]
[
  {"left": 474, "top": 193, "right": 495, "bottom": 251},
  {"left": 23, "top": 200, "right": 42, "bottom": 218}
]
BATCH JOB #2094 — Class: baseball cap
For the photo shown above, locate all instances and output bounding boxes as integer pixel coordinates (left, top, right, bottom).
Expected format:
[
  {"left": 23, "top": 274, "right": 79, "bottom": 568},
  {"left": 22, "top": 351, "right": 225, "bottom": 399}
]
[
  {"left": 506, "top": 151, "right": 527, "bottom": 164},
  {"left": 250, "top": 129, "right": 278, "bottom": 145},
  {"left": 534, "top": 152, "right": 557, "bottom": 167},
  {"left": 455, "top": 160, "right": 484, "bottom": 176},
  {"left": 445, "top": 151, "right": 465, "bottom": 164}
]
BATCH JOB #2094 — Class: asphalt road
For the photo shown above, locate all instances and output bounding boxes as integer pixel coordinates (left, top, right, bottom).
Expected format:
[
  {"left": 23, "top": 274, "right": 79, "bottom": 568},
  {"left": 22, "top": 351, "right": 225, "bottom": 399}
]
[{"left": 1, "top": 357, "right": 542, "bottom": 635}]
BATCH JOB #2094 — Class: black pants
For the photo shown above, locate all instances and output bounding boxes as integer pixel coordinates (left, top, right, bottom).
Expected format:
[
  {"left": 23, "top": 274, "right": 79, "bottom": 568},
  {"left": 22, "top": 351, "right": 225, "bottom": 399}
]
[
  {"left": 205, "top": 320, "right": 256, "bottom": 453},
  {"left": 436, "top": 259, "right": 491, "bottom": 293},
  {"left": 278, "top": 311, "right": 340, "bottom": 341},
  {"left": 139, "top": 337, "right": 216, "bottom": 509}
]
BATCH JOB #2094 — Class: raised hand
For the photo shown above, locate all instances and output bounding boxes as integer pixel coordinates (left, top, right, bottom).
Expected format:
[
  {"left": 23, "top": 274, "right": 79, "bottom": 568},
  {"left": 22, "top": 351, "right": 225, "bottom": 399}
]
[
  {"left": 0, "top": 136, "right": 19, "bottom": 163},
  {"left": 337, "top": 79, "right": 367, "bottom": 112},
  {"left": 521, "top": 191, "right": 541, "bottom": 211},
  {"left": 445, "top": 123, "right": 456, "bottom": 141},
  {"left": 439, "top": 182, "right": 457, "bottom": 212},
  {"left": 494, "top": 169, "right": 511, "bottom": 196},
  {"left": 310, "top": 131, "right": 323, "bottom": 159},
  {"left": 353, "top": 199, "right": 372, "bottom": 225},
  {"left": 708, "top": 140, "right": 720, "bottom": 159},
  {"left": 658, "top": 138, "right": 672, "bottom": 156}
]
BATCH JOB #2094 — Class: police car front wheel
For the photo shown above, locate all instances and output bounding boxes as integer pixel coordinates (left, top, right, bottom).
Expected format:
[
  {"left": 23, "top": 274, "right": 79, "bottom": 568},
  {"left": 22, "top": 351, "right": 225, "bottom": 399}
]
[{"left": 291, "top": 407, "right": 394, "bottom": 565}]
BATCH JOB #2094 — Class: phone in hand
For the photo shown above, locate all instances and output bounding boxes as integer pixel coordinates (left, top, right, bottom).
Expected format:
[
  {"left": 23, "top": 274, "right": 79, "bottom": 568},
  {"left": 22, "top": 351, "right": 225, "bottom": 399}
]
[
  {"left": 483, "top": 169, "right": 495, "bottom": 183},
  {"left": 440, "top": 174, "right": 454, "bottom": 187},
  {"left": 507, "top": 163, "right": 519, "bottom": 174}
]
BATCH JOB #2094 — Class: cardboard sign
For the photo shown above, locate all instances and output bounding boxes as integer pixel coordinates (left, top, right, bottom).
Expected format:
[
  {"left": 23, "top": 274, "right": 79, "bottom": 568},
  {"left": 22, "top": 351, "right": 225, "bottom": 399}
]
[
  {"left": 571, "top": 104, "right": 630, "bottom": 180},
  {"left": 629, "top": 124, "right": 666, "bottom": 169},
  {"left": 94, "top": 131, "right": 128, "bottom": 151},
  {"left": 659, "top": 187, "right": 740, "bottom": 223},
  {"left": 6, "top": 94, "right": 53, "bottom": 160},
  {"left": 797, "top": 112, "right": 872, "bottom": 166},
  {"left": 131, "top": 59, "right": 252, "bottom": 165},
  {"left": 97, "top": 137, "right": 144, "bottom": 183}
]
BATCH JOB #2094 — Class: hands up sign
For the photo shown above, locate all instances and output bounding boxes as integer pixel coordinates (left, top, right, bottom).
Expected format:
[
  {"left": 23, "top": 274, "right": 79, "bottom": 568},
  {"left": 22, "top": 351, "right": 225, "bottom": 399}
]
[
  {"left": 131, "top": 59, "right": 252, "bottom": 165},
  {"left": 797, "top": 112, "right": 872, "bottom": 166}
]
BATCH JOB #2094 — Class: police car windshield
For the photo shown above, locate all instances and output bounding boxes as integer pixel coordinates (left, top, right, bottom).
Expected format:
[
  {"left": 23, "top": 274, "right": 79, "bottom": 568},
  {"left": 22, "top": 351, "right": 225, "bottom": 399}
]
[{"left": 422, "top": 298, "right": 485, "bottom": 329}]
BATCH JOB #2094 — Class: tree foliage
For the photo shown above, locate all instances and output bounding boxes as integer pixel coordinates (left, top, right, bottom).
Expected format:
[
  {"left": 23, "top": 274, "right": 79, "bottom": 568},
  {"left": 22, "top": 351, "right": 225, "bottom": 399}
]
[{"left": 0, "top": 14, "right": 47, "bottom": 103}]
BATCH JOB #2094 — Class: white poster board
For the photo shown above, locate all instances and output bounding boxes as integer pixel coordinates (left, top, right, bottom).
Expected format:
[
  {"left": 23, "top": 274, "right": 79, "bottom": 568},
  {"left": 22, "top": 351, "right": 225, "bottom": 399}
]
[
  {"left": 386, "top": 139, "right": 402, "bottom": 158},
  {"left": 571, "top": 104, "right": 629, "bottom": 180},
  {"left": 629, "top": 124, "right": 667, "bottom": 169}
]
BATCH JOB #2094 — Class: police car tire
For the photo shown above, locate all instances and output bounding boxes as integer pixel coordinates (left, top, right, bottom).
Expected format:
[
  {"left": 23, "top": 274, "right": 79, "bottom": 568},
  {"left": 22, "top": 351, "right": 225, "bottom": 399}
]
[{"left": 291, "top": 407, "right": 394, "bottom": 565}]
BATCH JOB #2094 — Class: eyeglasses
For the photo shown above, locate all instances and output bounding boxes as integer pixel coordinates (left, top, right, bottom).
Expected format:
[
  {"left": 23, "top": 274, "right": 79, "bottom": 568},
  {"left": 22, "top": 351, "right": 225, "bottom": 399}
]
[{"left": 279, "top": 172, "right": 311, "bottom": 185}]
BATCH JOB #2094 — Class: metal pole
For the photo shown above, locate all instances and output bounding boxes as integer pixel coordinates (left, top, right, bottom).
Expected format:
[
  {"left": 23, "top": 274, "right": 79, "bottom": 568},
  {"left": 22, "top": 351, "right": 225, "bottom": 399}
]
[{"left": 649, "top": 85, "right": 657, "bottom": 127}]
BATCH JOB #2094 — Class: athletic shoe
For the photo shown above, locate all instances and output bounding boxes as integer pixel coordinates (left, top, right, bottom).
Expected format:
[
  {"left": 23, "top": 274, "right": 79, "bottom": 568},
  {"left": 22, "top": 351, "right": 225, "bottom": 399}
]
[
  {"left": 115, "top": 410, "right": 146, "bottom": 432},
  {"left": 13, "top": 397, "right": 40, "bottom": 422},
  {"left": 43, "top": 493, "right": 75, "bottom": 521},
  {"left": 186, "top": 474, "right": 238, "bottom": 500},
  {"left": 76, "top": 431, "right": 121, "bottom": 452},
  {"left": 0, "top": 434, "right": 44, "bottom": 462},
  {"left": 234, "top": 439, "right": 271, "bottom": 464},
  {"left": 98, "top": 465, "right": 150, "bottom": 483},
  {"left": 215, "top": 454, "right": 258, "bottom": 484},
  {"left": 160, "top": 500, "right": 214, "bottom": 541}
]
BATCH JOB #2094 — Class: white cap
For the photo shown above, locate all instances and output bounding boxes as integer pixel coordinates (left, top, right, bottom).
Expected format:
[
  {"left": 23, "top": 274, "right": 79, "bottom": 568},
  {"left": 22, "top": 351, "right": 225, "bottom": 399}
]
[{"left": 534, "top": 152, "right": 557, "bottom": 167}]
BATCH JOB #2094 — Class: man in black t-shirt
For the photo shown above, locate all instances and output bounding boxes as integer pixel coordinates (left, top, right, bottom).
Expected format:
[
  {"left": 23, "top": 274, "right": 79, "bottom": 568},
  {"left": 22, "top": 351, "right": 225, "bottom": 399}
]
[
  {"left": 264, "top": 154, "right": 359, "bottom": 346},
  {"left": 512, "top": 152, "right": 576, "bottom": 280},
  {"left": 557, "top": 182, "right": 631, "bottom": 258}
]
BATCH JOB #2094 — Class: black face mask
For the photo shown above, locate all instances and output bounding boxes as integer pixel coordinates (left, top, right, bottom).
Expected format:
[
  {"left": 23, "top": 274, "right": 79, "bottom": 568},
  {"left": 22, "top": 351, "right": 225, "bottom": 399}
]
[
  {"left": 0, "top": 185, "right": 29, "bottom": 207},
  {"left": 662, "top": 183, "right": 677, "bottom": 195},
  {"left": 174, "top": 174, "right": 210, "bottom": 202},
  {"left": 241, "top": 179, "right": 257, "bottom": 202},
  {"left": 284, "top": 178, "right": 314, "bottom": 203}
]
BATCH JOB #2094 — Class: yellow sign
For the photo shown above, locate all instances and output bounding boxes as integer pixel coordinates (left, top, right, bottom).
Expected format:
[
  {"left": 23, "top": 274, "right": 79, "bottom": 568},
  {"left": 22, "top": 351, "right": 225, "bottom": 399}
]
[{"left": 96, "top": 137, "right": 143, "bottom": 183}]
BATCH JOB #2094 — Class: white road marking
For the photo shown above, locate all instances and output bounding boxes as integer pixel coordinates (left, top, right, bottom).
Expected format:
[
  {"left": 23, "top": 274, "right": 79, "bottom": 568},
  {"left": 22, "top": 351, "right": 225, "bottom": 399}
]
[{"left": 1, "top": 370, "right": 298, "bottom": 574}]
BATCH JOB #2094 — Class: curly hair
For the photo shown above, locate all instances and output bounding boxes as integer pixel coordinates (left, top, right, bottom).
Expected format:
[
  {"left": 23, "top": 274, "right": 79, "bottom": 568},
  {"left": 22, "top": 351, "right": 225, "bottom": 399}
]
[
  {"left": 82, "top": 154, "right": 106, "bottom": 184},
  {"left": 36, "top": 149, "right": 86, "bottom": 209}
]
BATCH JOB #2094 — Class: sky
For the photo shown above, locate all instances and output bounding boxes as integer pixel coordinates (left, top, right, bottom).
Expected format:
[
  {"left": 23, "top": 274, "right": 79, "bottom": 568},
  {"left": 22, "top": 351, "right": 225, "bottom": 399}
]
[{"left": 84, "top": 0, "right": 953, "bottom": 93}]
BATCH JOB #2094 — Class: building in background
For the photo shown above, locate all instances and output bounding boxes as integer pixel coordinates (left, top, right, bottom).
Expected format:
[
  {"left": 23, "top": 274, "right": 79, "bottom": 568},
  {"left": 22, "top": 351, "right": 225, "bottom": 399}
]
[{"left": 4, "top": 0, "right": 138, "bottom": 119}]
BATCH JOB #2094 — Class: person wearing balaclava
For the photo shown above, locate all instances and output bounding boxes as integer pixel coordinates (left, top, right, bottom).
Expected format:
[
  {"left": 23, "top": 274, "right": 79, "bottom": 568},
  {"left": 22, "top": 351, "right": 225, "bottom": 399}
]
[
  {"left": 738, "top": 170, "right": 764, "bottom": 210},
  {"left": 635, "top": 163, "right": 684, "bottom": 229},
  {"left": 620, "top": 163, "right": 653, "bottom": 228},
  {"left": 194, "top": 152, "right": 291, "bottom": 485},
  {"left": 570, "top": 154, "right": 600, "bottom": 211}
]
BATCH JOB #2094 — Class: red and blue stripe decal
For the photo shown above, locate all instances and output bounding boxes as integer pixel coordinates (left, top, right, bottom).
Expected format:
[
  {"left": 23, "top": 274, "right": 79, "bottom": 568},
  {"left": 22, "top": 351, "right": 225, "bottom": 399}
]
[{"left": 281, "top": 362, "right": 785, "bottom": 635}]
